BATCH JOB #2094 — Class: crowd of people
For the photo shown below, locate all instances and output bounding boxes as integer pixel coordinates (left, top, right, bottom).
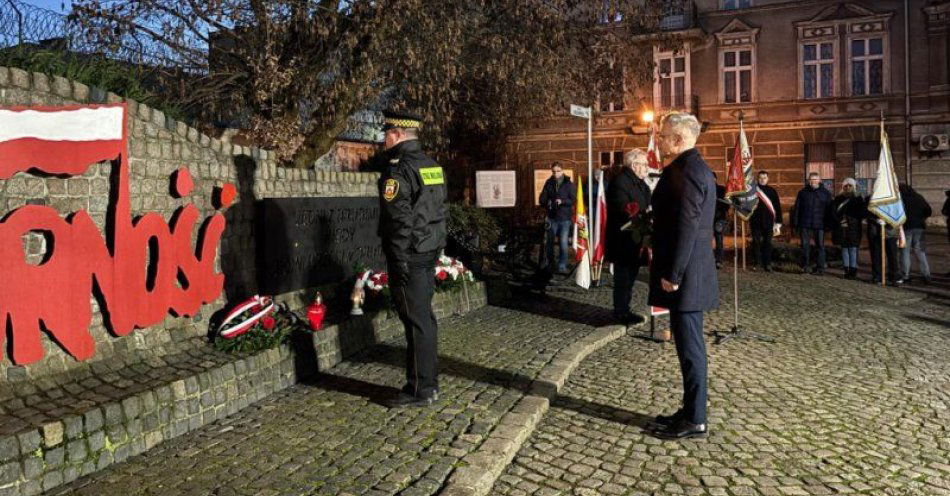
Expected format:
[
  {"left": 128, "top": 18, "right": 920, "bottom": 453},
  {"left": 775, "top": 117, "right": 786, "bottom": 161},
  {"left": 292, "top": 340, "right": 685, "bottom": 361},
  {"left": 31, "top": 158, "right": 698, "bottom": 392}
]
[{"left": 540, "top": 148, "right": 942, "bottom": 289}]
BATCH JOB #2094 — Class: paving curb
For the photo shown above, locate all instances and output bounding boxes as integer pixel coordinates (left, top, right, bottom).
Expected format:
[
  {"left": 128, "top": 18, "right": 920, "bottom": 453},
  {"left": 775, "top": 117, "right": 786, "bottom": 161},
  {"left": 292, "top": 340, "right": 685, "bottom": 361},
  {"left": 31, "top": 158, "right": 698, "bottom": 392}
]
[{"left": 438, "top": 322, "right": 639, "bottom": 496}]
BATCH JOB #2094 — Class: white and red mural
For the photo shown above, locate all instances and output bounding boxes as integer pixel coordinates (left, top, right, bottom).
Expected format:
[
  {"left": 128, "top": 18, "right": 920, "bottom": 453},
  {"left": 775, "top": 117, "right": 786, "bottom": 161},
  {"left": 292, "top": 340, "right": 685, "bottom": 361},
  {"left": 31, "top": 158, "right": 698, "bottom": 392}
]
[{"left": 0, "top": 104, "right": 234, "bottom": 365}]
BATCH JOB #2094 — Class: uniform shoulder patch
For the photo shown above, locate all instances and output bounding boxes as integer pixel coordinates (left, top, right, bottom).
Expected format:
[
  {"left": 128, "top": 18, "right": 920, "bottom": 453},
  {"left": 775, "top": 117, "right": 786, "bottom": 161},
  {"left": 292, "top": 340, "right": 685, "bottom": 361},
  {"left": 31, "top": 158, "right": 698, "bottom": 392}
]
[
  {"left": 383, "top": 178, "right": 399, "bottom": 201},
  {"left": 419, "top": 166, "right": 444, "bottom": 186}
]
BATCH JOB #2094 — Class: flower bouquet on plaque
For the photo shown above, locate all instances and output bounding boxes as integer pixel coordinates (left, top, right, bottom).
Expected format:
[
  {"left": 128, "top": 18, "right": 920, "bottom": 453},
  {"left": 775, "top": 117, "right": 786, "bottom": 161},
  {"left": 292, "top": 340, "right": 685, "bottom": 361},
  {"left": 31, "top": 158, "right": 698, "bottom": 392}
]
[
  {"left": 620, "top": 202, "right": 654, "bottom": 266},
  {"left": 351, "top": 267, "right": 390, "bottom": 315},
  {"left": 214, "top": 295, "right": 297, "bottom": 353},
  {"left": 434, "top": 254, "right": 475, "bottom": 293}
]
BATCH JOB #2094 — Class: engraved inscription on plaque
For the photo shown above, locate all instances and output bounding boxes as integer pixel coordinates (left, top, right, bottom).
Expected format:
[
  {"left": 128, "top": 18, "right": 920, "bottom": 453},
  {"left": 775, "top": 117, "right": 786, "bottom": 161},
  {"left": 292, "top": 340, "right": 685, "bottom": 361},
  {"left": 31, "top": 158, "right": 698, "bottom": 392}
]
[{"left": 256, "top": 197, "right": 384, "bottom": 295}]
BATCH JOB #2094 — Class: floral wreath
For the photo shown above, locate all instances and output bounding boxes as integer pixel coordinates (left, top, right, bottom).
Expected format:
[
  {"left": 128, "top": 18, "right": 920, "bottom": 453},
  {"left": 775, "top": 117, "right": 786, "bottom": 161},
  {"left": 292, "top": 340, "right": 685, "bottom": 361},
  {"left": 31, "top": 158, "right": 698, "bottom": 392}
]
[{"left": 217, "top": 295, "right": 276, "bottom": 339}]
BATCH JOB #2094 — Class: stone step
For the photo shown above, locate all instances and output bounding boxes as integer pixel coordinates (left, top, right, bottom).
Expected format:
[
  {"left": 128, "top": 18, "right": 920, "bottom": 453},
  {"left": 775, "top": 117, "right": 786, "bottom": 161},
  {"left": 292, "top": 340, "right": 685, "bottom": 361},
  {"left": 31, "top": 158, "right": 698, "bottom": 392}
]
[{"left": 0, "top": 282, "right": 486, "bottom": 496}]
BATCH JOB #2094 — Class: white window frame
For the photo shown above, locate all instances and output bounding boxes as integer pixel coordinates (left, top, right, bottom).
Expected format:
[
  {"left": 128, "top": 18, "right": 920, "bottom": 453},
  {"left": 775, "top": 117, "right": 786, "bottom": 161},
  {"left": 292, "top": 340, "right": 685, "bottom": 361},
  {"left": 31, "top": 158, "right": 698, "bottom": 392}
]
[
  {"left": 653, "top": 47, "right": 691, "bottom": 111},
  {"left": 847, "top": 34, "right": 889, "bottom": 96},
  {"left": 719, "top": 46, "right": 756, "bottom": 104},
  {"left": 799, "top": 38, "right": 838, "bottom": 99},
  {"left": 720, "top": 0, "right": 752, "bottom": 10}
]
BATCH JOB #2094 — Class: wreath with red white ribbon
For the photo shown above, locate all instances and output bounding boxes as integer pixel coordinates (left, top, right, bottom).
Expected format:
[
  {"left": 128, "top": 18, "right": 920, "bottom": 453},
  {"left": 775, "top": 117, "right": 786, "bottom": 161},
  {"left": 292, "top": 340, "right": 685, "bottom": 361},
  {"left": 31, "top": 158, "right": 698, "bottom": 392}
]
[{"left": 216, "top": 295, "right": 276, "bottom": 339}]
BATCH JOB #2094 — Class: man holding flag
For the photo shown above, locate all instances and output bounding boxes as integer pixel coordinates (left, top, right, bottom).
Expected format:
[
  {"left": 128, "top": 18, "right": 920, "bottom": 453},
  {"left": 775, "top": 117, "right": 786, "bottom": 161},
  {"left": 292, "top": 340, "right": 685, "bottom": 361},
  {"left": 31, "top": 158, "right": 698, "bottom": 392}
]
[{"left": 867, "top": 120, "right": 906, "bottom": 286}]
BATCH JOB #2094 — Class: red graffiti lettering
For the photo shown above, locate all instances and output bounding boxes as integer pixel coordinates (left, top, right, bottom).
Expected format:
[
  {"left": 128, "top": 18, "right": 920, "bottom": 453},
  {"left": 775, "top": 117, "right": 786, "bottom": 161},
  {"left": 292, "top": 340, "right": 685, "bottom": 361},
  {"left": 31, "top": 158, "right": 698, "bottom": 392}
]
[{"left": 0, "top": 104, "right": 231, "bottom": 365}]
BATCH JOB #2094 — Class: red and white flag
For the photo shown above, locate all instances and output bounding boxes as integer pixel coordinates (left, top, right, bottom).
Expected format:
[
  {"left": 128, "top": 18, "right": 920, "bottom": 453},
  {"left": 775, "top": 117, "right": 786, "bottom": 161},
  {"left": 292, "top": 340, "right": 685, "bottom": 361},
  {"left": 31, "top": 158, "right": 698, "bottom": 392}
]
[
  {"left": 0, "top": 104, "right": 127, "bottom": 179},
  {"left": 645, "top": 123, "right": 662, "bottom": 190},
  {"left": 591, "top": 170, "right": 607, "bottom": 265}
]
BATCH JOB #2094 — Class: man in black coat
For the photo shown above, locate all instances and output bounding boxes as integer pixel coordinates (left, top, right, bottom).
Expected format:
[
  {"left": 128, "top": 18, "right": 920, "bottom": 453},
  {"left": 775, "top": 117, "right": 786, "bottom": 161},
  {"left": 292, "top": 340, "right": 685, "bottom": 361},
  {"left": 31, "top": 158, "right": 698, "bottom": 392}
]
[
  {"left": 791, "top": 173, "right": 833, "bottom": 275},
  {"left": 898, "top": 183, "right": 932, "bottom": 284},
  {"left": 648, "top": 112, "right": 718, "bottom": 440},
  {"left": 713, "top": 183, "right": 729, "bottom": 269},
  {"left": 376, "top": 110, "right": 447, "bottom": 408},
  {"left": 538, "top": 163, "right": 576, "bottom": 273},
  {"left": 605, "top": 149, "right": 651, "bottom": 325},
  {"left": 748, "top": 171, "right": 782, "bottom": 272}
]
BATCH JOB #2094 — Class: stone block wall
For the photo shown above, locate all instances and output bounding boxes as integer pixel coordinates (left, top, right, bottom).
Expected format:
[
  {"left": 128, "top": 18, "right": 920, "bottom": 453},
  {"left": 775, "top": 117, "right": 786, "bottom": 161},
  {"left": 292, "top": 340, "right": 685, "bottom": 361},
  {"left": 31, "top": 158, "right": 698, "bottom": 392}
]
[{"left": 0, "top": 66, "right": 378, "bottom": 382}]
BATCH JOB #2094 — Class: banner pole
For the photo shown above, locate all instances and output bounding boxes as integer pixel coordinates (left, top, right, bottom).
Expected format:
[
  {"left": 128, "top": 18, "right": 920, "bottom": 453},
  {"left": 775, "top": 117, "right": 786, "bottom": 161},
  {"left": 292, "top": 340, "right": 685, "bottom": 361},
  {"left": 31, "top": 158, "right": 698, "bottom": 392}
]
[
  {"left": 880, "top": 220, "right": 886, "bottom": 287},
  {"left": 741, "top": 221, "right": 747, "bottom": 270},
  {"left": 733, "top": 209, "right": 739, "bottom": 329}
]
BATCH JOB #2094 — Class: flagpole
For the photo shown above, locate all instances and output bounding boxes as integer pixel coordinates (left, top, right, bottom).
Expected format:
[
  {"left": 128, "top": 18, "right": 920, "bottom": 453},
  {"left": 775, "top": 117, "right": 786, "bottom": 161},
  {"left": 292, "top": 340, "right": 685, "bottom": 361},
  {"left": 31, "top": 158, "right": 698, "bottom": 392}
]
[
  {"left": 587, "top": 109, "right": 594, "bottom": 280},
  {"left": 880, "top": 219, "right": 886, "bottom": 287},
  {"left": 714, "top": 111, "right": 775, "bottom": 345}
]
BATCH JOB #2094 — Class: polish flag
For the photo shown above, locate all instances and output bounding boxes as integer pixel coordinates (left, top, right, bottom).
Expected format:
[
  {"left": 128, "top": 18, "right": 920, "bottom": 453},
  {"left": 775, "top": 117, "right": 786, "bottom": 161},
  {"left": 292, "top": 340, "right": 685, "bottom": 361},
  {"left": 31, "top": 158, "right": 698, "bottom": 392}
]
[
  {"left": 591, "top": 169, "right": 607, "bottom": 265},
  {"left": 0, "top": 104, "right": 127, "bottom": 179}
]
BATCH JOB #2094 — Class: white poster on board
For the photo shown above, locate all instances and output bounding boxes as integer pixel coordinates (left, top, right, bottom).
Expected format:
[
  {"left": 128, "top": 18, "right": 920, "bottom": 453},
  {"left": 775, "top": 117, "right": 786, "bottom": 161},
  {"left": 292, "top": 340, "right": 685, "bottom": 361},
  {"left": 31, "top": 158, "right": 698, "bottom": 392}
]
[
  {"left": 533, "top": 169, "right": 575, "bottom": 206},
  {"left": 475, "top": 170, "right": 516, "bottom": 208}
]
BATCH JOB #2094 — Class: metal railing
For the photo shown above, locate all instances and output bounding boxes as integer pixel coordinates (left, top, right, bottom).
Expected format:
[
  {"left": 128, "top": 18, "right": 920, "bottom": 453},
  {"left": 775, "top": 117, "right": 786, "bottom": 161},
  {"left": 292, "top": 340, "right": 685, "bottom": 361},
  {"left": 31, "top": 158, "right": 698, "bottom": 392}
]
[
  {"left": 659, "top": 0, "right": 697, "bottom": 31},
  {"left": 0, "top": 0, "right": 190, "bottom": 69},
  {"left": 657, "top": 93, "right": 700, "bottom": 115}
]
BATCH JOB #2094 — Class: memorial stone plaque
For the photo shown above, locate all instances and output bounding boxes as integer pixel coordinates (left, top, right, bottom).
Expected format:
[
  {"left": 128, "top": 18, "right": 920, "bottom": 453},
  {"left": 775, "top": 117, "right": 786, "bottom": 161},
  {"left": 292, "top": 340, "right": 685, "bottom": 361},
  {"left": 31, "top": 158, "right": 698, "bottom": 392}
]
[{"left": 256, "top": 197, "right": 384, "bottom": 295}]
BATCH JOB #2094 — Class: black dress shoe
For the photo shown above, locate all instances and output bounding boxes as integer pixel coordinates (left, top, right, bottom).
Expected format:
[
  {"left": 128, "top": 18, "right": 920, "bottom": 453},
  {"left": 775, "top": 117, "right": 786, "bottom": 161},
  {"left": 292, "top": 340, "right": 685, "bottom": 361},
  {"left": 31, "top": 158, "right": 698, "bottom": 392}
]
[
  {"left": 389, "top": 391, "right": 439, "bottom": 408},
  {"left": 653, "top": 419, "right": 708, "bottom": 440},
  {"left": 652, "top": 410, "right": 683, "bottom": 427}
]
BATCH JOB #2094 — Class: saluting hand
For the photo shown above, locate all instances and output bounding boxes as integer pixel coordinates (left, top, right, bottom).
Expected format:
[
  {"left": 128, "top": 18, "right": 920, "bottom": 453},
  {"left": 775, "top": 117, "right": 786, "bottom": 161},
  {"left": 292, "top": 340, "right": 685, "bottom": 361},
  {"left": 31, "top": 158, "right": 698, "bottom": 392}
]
[{"left": 661, "top": 278, "right": 679, "bottom": 292}]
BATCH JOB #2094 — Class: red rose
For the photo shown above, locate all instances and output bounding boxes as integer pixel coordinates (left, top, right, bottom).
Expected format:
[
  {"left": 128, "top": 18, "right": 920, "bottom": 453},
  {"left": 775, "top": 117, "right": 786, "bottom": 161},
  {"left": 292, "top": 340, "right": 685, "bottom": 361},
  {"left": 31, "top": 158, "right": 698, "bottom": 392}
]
[
  {"left": 379, "top": 273, "right": 389, "bottom": 285},
  {"left": 436, "top": 271, "right": 448, "bottom": 281},
  {"left": 260, "top": 315, "right": 276, "bottom": 330},
  {"left": 624, "top": 202, "right": 640, "bottom": 218}
]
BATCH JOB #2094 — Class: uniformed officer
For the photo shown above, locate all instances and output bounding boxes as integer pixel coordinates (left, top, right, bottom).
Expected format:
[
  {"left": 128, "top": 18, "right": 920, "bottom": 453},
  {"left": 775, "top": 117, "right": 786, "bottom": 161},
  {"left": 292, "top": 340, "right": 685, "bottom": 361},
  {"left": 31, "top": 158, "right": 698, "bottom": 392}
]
[{"left": 376, "top": 110, "right": 447, "bottom": 408}]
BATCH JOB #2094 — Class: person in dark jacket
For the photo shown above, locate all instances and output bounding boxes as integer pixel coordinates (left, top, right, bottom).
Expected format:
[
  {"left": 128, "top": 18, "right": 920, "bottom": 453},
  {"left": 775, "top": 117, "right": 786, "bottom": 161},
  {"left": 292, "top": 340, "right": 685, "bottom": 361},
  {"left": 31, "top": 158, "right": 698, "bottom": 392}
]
[
  {"left": 898, "top": 183, "right": 932, "bottom": 284},
  {"left": 648, "top": 112, "right": 718, "bottom": 440},
  {"left": 713, "top": 182, "right": 729, "bottom": 269},
  {"left": 791, "top": 173, "right": 833, "bottom": 274},
  {"left": 831, "top": 178, "right": 864, "bottom": 279},
  {"left": 539, "top": 162, "right": 575, "bottom": 273},
  {"left": 376, "top": 111, "right": 447, "bottom": 408},
  {"left": 748, "top": 171, "right": 782, "bottom": 272},
  {"left": 943, "top": 190, "right": 950, "bottom": 244},
  {"left": 605, "top": 149, "right": 651, "bottom": 325}
]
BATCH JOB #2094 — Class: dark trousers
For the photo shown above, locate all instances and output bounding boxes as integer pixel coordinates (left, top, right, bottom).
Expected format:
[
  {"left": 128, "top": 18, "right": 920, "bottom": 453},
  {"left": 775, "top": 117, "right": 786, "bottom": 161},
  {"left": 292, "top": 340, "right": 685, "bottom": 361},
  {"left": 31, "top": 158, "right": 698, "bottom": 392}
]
[
  {"left": 390, "top": 252, "right": 439, "bottom": 398},
  {"left": 670, "top": 310, "right": 708, "bottom": 425},
  {"left": 868, "top": 235, "right": 899, "bottom": 283},
  {"left": 713, "top": 220, "right": 728, "bottom": 263},
  {"left": 800, "top": 228, "right": 826, "bottom": 269},
  {"left": 611, "top": 261, "right": 641, "bottom": 318},
  {"left": 750, "top": 228, "right": 773, "bottom": 268}
]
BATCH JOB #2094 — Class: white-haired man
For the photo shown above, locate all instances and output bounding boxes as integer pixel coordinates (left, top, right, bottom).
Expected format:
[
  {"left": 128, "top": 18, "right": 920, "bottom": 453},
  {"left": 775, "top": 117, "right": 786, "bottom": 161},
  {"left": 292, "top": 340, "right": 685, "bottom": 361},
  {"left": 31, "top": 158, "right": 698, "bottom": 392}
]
[
  {"left": 648, "top": 112, "right": 718, "bottom": 439},
  {"left": 605, "top": 148, "right": 652, "bottom": 325}
]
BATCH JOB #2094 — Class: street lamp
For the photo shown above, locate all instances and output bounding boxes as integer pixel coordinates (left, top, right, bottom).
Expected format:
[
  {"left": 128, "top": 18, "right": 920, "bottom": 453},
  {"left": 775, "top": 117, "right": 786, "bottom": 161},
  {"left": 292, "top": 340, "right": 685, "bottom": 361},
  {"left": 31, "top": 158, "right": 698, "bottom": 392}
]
[{"left": 641, "top": 110, "right": 654, "bottom": 125}]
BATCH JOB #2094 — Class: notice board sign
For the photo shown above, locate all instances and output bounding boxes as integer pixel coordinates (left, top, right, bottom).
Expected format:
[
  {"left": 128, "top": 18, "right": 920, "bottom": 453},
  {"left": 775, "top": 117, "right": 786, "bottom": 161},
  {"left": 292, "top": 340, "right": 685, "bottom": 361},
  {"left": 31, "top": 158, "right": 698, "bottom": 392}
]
[{"left": 475, "top": 170, "right": 516, "bottom": 208}]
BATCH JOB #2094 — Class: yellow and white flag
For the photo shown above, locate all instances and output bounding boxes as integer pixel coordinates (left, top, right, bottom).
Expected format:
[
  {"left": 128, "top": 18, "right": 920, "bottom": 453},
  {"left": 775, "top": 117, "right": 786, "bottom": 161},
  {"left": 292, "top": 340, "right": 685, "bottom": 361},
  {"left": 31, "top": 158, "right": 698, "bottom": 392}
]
[{"left": 573, "top": 179, "right": 591, "bottom": 289}]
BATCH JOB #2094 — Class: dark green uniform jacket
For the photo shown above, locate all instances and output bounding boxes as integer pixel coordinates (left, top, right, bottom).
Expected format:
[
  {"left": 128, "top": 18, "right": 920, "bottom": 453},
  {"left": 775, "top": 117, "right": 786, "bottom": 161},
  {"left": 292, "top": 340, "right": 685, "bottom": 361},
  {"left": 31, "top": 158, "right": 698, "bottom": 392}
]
[{"left": 377, "top": 140, "right": 448, "bottom": 265}]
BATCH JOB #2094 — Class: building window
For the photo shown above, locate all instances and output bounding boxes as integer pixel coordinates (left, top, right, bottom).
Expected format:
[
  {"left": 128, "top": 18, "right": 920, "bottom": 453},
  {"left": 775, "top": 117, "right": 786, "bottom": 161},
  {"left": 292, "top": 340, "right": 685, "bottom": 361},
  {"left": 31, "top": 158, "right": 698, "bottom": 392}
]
[
  {"left": 722, "top": 0, "right": 751, "bottom": 10},
  {"left": 806, "top": 143, "right": 836, "bottom": 191},
  {"left": 722, "top": 48, "right": 754, "bottom": 103},
  {"left": 853, "top": 141, "right": 880, "bottom": 196},
  {"left": 802, "top": 41, "right": 835, "bottom": 98},
  {"left": 655, "top": 50, "right": 690, "bottom": 110},
  {"left": 600, "top": 150, "right": 624, "bottom": 167},
  {"left": 850, "top": 37, "right": 885, "bottom": 96}
]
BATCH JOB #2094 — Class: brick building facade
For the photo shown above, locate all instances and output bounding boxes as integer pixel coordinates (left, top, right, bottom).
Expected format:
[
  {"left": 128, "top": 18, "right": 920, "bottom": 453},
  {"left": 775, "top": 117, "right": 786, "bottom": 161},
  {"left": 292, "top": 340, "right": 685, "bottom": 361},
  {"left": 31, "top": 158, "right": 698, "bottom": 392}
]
[{"left": 503, "top": 0, "right": 950, "bottom": 225}]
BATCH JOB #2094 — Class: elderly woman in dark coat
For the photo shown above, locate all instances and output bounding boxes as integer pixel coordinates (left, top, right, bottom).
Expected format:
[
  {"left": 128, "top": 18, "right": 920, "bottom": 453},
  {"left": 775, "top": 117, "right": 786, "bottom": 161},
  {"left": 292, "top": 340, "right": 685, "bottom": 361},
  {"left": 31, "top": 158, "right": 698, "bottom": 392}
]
[
  {"left": 831, "top": 178, "right": 864, "bottom": 279},
  {"left": 605, "top": 148, "right": 652, "bottom": 325}
]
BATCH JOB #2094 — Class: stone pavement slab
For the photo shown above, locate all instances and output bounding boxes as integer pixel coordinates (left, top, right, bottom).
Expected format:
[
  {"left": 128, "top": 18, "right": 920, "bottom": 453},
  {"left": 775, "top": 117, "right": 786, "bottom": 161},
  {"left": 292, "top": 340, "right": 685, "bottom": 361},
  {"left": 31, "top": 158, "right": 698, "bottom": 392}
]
[
  {"left": 51, "top": 277, "right": 627, "bottom": 496},
  {"left": 490, "top": 269, "right": 950, "bottom": 496}
]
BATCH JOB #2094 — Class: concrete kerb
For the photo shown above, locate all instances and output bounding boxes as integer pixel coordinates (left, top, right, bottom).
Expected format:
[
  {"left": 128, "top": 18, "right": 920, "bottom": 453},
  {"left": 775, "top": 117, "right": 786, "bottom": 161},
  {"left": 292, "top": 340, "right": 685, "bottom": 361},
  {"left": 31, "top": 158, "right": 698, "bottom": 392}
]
[{"left": 438, "top": 321, "right": 640, "bottom": 496}]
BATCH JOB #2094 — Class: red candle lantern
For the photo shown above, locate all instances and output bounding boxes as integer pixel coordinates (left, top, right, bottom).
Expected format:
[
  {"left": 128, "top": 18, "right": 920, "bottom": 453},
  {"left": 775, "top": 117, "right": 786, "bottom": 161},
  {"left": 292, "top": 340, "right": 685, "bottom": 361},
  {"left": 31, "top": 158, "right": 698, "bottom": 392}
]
[{"left": 306, "top": 292, "right": 327, "bottom": 331}]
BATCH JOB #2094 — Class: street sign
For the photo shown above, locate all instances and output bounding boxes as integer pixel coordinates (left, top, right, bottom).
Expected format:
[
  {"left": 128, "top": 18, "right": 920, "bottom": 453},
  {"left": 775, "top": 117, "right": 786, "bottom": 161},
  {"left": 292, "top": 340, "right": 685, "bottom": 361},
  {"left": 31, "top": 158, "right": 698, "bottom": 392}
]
[{"left": 569, "top": 104, "right": 591, "bottom": 119}]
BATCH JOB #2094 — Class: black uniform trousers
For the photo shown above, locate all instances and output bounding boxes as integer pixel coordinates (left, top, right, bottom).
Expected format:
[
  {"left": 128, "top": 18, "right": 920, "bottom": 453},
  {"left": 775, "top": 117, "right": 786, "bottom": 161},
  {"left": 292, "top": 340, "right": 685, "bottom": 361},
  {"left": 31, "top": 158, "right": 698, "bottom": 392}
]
[
  {"left": 868, "top": 235, "right": 899, "bottom": 283},
  {"left": 670, "top": 310, "right": 708, "bottom": 425},
  {"left": 390, "top": 251, "right": 439, "bottom": 398},
  {"left": 750, "top": 228, "right": 773, "bottom": 269}
]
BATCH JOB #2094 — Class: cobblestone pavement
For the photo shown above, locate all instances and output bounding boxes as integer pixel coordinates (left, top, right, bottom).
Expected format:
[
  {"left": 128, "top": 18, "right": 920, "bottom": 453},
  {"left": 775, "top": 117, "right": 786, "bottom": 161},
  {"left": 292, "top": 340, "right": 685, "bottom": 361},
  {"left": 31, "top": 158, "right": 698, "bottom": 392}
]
[
  {"left": 491, "top": 270, "right": 950, "bottom": 496},
  {"left": 51, "top": 279, "right": 624, "bottom": 496}
]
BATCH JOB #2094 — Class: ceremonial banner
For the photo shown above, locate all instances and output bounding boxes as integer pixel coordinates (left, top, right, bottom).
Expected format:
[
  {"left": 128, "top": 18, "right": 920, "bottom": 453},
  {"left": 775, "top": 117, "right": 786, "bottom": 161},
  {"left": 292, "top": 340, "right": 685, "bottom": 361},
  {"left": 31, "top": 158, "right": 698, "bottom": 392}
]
[{"left": 725, "top": 120, "right": 759, "bottom": 220}]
